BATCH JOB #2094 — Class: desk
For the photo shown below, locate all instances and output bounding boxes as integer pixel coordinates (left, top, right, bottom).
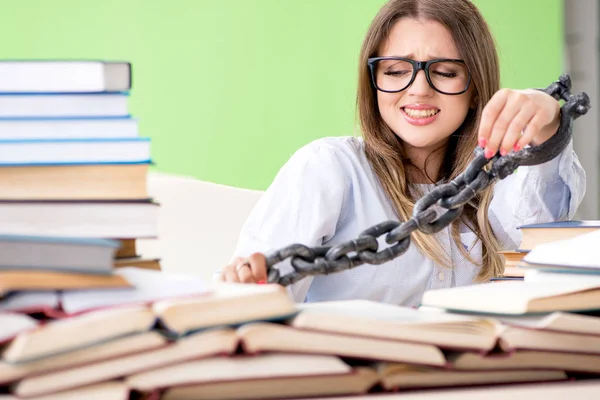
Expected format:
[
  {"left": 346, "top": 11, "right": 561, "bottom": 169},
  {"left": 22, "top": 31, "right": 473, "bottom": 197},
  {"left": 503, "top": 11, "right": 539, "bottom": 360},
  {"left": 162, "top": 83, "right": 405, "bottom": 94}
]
[{"left": 294, "top": 380, "right": 600, "bottom": 399}]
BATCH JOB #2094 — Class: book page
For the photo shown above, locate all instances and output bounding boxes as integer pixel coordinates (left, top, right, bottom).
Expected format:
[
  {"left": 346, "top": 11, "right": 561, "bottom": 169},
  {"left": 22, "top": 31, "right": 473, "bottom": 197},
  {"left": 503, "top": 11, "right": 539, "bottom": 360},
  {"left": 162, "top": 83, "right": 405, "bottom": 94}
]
[{"left": 421, "top": 281, "right": 600, "bottom": 314}]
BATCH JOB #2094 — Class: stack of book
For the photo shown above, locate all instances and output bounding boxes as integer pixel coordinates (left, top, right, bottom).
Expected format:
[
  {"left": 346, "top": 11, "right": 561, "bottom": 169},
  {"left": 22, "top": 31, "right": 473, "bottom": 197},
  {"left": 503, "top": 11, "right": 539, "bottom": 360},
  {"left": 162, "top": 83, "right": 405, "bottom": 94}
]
[
  {"left": 0, "top": 60, "right": 160, "bottom": 272},
  {"left": 497, "top": 220, "right": 600, "bottom": 280}
]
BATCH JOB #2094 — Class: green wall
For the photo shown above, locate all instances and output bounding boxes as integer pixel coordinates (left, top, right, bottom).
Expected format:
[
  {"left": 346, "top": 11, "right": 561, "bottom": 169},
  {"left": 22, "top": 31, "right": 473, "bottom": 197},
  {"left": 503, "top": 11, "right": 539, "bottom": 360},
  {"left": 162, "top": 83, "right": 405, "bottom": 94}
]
[{"left": 0, "top": 0, "right": 562, "bottom": 190}]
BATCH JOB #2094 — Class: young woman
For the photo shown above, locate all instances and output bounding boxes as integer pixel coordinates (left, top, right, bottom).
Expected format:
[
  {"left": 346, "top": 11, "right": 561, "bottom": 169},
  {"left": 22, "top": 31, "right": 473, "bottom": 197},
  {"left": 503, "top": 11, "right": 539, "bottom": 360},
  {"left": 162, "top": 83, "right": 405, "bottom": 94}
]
[{"left": 218, "top": 0, "right": 586, "bottom": 306}]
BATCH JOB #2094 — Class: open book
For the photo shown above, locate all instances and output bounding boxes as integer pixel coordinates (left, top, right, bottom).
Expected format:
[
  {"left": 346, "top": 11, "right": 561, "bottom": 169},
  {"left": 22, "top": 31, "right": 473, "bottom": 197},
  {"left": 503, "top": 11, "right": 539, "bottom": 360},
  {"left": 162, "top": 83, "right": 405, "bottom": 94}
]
[
  {"left": 291, "top": 300, "right": 500, "bottom": 351},
  {"left": 420, "top": 280, "right": 600, "bottom": 314}
]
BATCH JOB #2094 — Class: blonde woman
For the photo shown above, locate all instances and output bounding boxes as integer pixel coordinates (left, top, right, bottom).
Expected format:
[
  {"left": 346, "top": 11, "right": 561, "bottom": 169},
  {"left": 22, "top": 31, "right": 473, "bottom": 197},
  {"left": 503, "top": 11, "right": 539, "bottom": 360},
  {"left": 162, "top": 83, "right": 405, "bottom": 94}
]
[{"left": 219, "top": 0, "right": 585, "bottom": 306}]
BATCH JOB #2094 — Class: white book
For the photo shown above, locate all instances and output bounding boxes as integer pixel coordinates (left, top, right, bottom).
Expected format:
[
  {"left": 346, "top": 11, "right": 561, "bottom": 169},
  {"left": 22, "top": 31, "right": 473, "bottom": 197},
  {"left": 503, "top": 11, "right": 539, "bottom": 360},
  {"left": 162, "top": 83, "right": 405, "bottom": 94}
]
[
  {"left": 522, "top": 229, "right": 600, "bottom": 272},
  {"left": 0, "top": 61, "right": 130, "bottom": 93},
  {"left": 0, "top": 117, "right": 138, "bottom": 139},
  {"left": 0, "top": 138, "right": 150, "bottom": 165},
  {"left": 0, "top": 201, "right": 158, "bottom": 238},
  {"left": 0, "top": 93, "right": 128, "bottom": 118}
]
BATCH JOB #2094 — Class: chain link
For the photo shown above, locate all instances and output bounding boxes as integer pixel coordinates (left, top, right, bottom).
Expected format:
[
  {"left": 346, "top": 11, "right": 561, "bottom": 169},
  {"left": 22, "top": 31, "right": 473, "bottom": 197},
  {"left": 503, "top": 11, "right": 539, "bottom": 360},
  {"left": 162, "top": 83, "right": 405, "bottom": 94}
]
[{"left": 265, "top": 74, "right": 591, "bottom": 286}]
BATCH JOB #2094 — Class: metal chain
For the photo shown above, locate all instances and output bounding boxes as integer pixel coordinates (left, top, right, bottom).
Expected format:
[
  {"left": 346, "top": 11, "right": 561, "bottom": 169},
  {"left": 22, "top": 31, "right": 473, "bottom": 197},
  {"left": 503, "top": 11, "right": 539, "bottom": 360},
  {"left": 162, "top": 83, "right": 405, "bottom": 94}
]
[{"left": 265, "top": 74, "right": 591, "bottom": 286}]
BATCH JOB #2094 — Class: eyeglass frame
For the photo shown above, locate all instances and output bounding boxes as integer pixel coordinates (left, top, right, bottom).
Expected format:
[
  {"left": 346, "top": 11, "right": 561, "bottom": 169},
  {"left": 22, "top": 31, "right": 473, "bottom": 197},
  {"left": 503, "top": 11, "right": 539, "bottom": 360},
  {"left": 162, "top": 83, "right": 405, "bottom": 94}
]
[{"left": 367, "top": 57, "right": 472, "bottom": 95}]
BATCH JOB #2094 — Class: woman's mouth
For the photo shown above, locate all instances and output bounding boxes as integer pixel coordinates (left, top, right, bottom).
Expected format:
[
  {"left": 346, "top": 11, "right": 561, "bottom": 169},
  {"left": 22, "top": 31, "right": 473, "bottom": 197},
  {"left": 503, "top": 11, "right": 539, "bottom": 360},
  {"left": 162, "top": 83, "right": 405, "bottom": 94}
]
[{"left": 401, "top": 107, "right": 440, "bottom": 126}]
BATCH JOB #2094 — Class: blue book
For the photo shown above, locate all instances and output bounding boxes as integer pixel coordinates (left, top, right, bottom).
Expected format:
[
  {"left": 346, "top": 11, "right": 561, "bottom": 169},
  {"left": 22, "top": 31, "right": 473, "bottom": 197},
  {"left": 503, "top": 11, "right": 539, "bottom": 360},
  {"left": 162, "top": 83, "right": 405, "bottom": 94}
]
[
  {"left": 0, "top": 234, "right": 119, "bottom": 275},
  {"left": 517, "top": 220, "right": 600, "bottom": 251},
  {"left": 0, "top": 137, "right": 151, "bottom": 166}
]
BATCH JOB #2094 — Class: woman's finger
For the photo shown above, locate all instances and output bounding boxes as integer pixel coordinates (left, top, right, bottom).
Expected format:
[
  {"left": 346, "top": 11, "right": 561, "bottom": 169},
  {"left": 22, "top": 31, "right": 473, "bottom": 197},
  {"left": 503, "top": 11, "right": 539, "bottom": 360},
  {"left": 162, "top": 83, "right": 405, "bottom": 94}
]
[
  {"left": 516, "top": 113, "right": 545, "bottom": 150},
  {"left": 233, "top": 261, "right": 254, "bottom": 283},
  {"left": 485, "top": 92, "right": 526, "bottom": 158},
  {"left": 247, "top": 252, "right": 268, "bottom": 283},
  {"left": 478, "top": 88, "right": 509, "bottom": 150},
  {"left": 500, "top": 101, "right": 536, "bottom": 154},
  {"left": 223, "top": 265, "right": 241, "bottom": 283}
]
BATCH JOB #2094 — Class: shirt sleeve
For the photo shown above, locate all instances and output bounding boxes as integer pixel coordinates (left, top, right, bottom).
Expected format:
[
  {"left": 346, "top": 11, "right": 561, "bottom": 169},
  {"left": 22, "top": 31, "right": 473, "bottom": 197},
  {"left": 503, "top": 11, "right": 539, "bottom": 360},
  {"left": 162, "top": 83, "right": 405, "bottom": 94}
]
[
  {"left": 225, "top": 140, "right": 349, "bottom": 301},
  {"left": 489, "top": 138, "right": 586, "bottom": 249}
]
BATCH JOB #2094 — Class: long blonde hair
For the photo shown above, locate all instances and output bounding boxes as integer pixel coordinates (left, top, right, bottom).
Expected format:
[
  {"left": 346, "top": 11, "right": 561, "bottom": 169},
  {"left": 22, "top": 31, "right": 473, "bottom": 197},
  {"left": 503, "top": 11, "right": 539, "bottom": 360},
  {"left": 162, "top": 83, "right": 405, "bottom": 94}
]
[{"left": 357, "top": 0, "right": 503, "bottom": 280}]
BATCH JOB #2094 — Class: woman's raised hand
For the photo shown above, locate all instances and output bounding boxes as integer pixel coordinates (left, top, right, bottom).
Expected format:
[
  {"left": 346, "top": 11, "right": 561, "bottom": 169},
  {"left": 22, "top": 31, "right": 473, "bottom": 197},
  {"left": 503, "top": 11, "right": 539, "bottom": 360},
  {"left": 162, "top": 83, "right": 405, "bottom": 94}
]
[{"left": 477, "top": 88, "right": 561, "bottom": 158}]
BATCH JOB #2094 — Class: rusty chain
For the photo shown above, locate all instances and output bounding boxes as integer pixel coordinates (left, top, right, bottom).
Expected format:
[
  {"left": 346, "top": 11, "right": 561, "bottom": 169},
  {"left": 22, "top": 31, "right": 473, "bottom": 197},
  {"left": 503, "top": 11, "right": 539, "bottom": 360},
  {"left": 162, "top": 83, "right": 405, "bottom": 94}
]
[{"left": 265, "top": 74, "right": 590, "bottom": 286}]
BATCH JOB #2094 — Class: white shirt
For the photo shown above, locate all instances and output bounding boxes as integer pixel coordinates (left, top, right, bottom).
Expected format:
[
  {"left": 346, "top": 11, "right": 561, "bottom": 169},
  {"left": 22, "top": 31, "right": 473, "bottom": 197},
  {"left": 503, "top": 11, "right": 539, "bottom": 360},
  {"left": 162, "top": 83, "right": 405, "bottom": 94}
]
[{"left": 232, "top": 136, "right": 586, "bottom": 306}]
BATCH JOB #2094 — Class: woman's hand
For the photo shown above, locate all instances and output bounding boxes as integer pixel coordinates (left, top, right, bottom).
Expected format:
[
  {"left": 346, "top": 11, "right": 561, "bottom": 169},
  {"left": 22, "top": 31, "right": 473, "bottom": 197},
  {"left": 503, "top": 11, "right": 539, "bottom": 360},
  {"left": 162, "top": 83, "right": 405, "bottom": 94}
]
[
  {"left": 477, "top": 88, "right": 561, "bottom": 158},
  {"left": 219, "top": 253, "right": 268, "bottom": 284}
]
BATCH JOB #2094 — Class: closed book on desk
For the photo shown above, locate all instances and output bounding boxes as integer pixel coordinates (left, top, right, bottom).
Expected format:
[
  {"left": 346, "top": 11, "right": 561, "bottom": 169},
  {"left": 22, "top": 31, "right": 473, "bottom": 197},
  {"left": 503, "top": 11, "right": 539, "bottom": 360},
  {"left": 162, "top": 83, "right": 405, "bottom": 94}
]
[
  {"left": 0, "top": 270, "right": 130, "bottom": 297},
  {"left": 0, "top": 163, "right": 149, "bottom": 201},
  {"left": 0, "top": 93, "right": 129, "bottom": 118},
  {"left": 0, "top": 116, "right": 137, "bottom": 139},
  {"left": 518, "top": 220, "right": 600, "bottom": 251},
  {"left": 0, "top": 200, "right": 158, "bottom": 238},
  {"left": 521, "top": 230, "right": 600, "bottom": 274},
  {"left": 0, "top": 137, "right": 150, "bottom": 165},
  {"left": 0, "top": 235, "right": 119, "bottom": 274},
  {"left": 0, "top": 60, "right": 130, "bottom": 93}
]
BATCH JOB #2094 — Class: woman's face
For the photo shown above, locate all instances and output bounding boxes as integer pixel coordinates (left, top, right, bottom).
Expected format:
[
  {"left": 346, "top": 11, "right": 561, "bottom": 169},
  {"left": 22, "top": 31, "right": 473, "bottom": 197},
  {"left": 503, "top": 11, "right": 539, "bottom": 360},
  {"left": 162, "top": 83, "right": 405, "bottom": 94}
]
[{"left": 376, "top": 18, "right": 473, "bottom": 153}]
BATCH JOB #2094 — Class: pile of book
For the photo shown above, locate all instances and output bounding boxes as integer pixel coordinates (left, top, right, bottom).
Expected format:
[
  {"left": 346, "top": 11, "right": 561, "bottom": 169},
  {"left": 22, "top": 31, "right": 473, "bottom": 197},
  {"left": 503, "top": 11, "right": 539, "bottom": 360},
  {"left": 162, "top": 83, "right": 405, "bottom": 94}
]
[
  {"left": 0, "top": 60, "right": 161, "bottom": 297},
  {"left": 497, "top": 220, "right": 600, "bottom": 280},
  {"left": 1, "top": 257, "right": 599, "bottom": 399},
  {"left": 0, "top": 224, "right": 599, "bottom": 399}
]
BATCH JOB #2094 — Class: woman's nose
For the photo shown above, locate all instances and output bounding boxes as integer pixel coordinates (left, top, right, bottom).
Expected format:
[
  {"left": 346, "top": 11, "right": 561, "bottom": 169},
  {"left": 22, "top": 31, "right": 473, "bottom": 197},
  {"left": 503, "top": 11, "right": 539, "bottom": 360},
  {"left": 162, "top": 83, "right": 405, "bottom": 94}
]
[{"left": 406, "top": 69, "right": 434, "bottom": 96}]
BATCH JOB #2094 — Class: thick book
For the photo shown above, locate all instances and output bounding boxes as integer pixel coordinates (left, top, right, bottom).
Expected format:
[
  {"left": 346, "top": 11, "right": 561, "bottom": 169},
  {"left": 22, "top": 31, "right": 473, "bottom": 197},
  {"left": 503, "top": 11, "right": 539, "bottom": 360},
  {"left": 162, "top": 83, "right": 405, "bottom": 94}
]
[
  {"left": 238, "top": 322, "right": 447, "bottom": 366},
  {"left": 0, "top": 138, "right": 150, "bottom": 165},
  {"left": 0, "top": 60, "right": 130, "bottom": 93},
  {"left": 0, "top": 200, "right": 158, "bottom": 238},
  {"left": 291, "top": 300, "right": 500, "bottom": 351},
  {"left": 0, "top": 164, "right": 149, "bottom": 200},
  {"left": 521, "top": 230, "right": 600, "bottom": 274},
  {"left": 518, "top": 220, "right": 600, "bottom": 251},
  {"left": 0, "top": 93, "right": 129, "bottom": 118},
  {"left": 13, "top": 329, "right": 237, "bottom": 397},
  {"left": 0, "top": 117, "right": 137, "bottom": 139},
  {"left": 420, "top": 280, "right": 600, "bottom": 315},
  {"left": 377, "top": 363, "right": 566, "bottom": 390},
  {"left": 114, "top": 257, "right": 161, "bottom": 271},
  {"left": 0, "top": 270, "right": 130, "bottom": 296},
  {"left": 0, "top": 234, "right": 119, "bottom": 274}
]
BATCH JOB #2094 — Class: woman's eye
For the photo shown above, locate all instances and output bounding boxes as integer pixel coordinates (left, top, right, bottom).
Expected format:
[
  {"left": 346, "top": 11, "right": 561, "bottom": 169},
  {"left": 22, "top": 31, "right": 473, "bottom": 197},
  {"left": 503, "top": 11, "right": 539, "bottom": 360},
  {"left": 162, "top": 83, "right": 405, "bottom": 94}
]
[
  {"left": 384, "top": 70, "right": 411, "bottom": 76},
  {"left": 432, "top": 71, "right": 458, "bottom": 78}
]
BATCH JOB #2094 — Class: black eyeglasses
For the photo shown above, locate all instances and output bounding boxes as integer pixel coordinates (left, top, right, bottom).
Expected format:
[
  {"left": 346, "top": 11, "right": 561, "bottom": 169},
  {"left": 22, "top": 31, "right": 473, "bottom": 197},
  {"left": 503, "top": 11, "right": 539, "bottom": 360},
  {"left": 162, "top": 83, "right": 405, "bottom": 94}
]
[{"left": 367, "top": 57, "right": 471, "bottom": 95}]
